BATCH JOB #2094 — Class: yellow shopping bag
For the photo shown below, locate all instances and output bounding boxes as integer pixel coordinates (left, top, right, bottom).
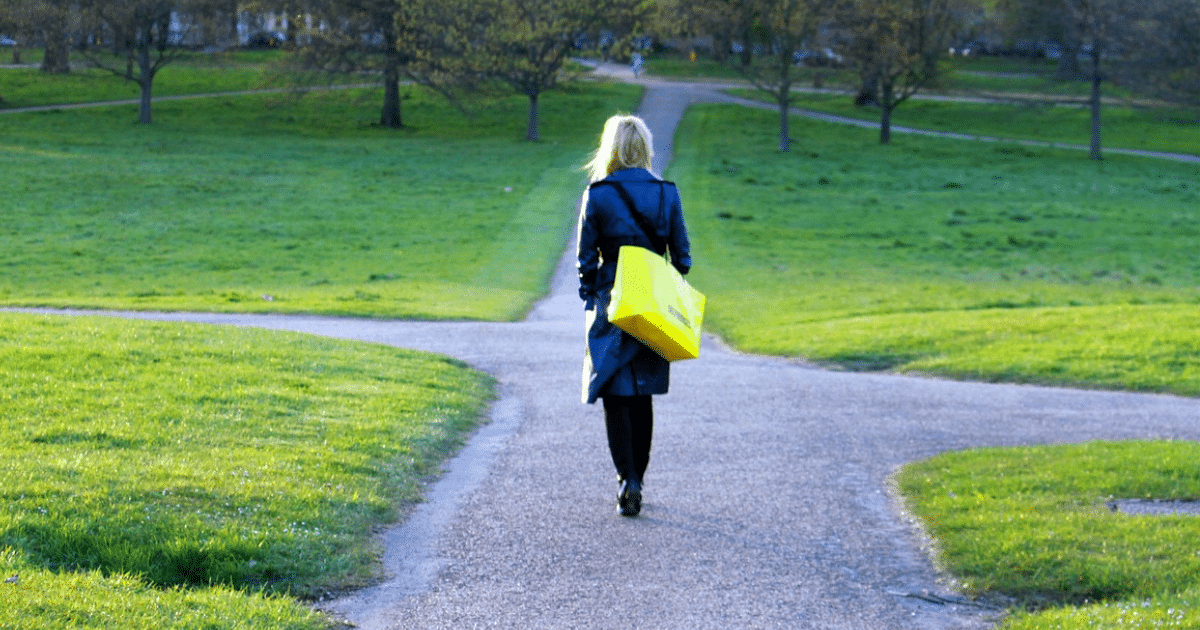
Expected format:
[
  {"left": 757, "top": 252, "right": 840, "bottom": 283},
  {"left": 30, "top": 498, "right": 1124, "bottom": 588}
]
[{"left": 607, "top": 245, "right": 706, "bottom": 361}]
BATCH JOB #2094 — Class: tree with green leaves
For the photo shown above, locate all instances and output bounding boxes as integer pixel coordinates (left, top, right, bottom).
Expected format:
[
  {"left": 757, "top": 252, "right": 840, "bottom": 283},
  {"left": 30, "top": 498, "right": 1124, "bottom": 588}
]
[
  {"left": 287, "top": 0, "right": 474, "bottom": 129},
  {"left": 687, "top": 0, "right": 764, "bottom": 64},
  {"left": 835, "top": 0, "right": 967, "bottom": 144},
  {"left": 0, "top": 0, "right": 30, "bottom": 67},
  {"left": 1066, "top": 0, "right": 1128, "bottom": 159},
  {"left": 1, "top": 0, "right": 75, "bottom": 72},
  {"left": 1130, "top": 0, "right": 1200, "bottom": 108},
  {"left": 735, "top": 0, "right": 841, "bottom": 152},
  {"left": 997, "top": 0, "right": 1147, "bottom": 159},
  {"left": 81, "top": 1, "right": 225, "bottom": 123},
  {"left": 646, "top": 0, "right": 711, "bottom": 54},
  {"left": 475, "top": 0, "right": 646, "bottom": 141}
]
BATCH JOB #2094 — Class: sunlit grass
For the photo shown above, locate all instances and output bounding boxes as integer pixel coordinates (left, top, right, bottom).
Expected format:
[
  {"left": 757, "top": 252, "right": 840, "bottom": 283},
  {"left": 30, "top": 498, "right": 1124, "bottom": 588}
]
[
  {"left": 897, "top": 441, "right": 1200, "bottom": 628},
  {"left": 764, "top": 304, "right": 1200, "bottom": 394},
  {"left": 1001, "top": 589, "right": 1200, "bottom": 629},
  {"left": 0, "top": 82, "right": 642, "bottom": 319},
  {"left": 0, "top": 311, "right": 495, "bottom": 626},
  {"left": 727, "top": 89, "right": 1200, "bottom": 155},
  {"left": 671, "top": 103, "right": 1200, "bottom": 395},
  {"left": 0, "top": 551, "right": 327, "bottom": 630}
]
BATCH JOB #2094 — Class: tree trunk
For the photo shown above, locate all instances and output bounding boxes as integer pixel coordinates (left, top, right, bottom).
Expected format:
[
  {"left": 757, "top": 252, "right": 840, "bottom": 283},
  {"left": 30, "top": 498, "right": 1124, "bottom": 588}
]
[
  {"left": 379, "top": 19, "right": 403, "bottom": 128},
  {"left": 40, "top": 13, "right": 72, "bottom": 74},
  {"left": 229, "top": 0, "right": 240, "bottom": 45},
  {"left": 284, "top": 3, "right": 297, "bottom": 50},
  {"left": 855, "top": 71, "right": 878, "bottom": 106},
  {"left": 157, "top": 12, "right": 171, "bottom": 52},
  {"left": 740, "top": 25, "right": 753, "bottom": 66},
  {"left": 380, "top": 71, "right": 402, "bottom": 128},
  {"left": 713, "top": 33, "right": 730, "bottom": 62},
  {"left": 778, "top": 57, "right": 793, "bottom": 153},
  {"left": 879, "top": 80, "right": 894, "bottom": 144},
  {"left": 526, "top": 92, "right": 540, "bottom": 141},
  {"left": 10, "top": 45, "right": 20, "bottom": 64},
  {"left": 138, "top": 39, "right": 153, "bottom": 124},
  {"left": 1055, "top": 45, "right": 1082, "bottom": 81},
  {"left": 1088, "top": 47, "right": 1103, "bottom": 160},
  {"left": 778, "top": 96, "right": 791, "bottom": 152}
]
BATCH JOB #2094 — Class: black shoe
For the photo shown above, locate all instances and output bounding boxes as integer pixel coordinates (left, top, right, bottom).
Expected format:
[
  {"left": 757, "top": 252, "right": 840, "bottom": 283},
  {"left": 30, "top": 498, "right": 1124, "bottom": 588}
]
[{"left": 617, "top": 479, "right": 642, "bottom": 517}]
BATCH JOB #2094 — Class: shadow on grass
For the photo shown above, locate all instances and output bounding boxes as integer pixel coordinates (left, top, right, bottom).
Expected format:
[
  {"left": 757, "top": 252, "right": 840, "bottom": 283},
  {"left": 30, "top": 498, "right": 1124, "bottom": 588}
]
[{"left": 824, "top": 353, "right": 923, "bottom": 372}]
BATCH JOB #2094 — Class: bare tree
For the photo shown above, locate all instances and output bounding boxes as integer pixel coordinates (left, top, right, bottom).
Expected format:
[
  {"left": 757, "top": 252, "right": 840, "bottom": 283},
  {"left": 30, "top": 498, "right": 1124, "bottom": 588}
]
[{"left": 836, "top": 0, "right": 966, "bottom": 144}]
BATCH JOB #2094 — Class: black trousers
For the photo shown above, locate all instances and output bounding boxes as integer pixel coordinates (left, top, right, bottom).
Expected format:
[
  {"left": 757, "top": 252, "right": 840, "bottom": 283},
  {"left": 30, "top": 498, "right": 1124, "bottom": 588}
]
[{"left": 602, "top": 395, "right": 654, "bottom": 484}]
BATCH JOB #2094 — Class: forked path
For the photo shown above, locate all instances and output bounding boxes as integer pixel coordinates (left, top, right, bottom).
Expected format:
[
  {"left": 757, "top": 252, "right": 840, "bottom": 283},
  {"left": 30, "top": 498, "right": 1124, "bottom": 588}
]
[{"left": 19, "top": 83, "right": 1200, "bottom": 629}]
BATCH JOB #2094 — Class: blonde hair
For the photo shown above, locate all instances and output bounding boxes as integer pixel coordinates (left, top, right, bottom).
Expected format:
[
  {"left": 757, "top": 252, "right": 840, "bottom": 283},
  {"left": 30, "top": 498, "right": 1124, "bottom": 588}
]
[{"left": 584, "top": 114, "right": 654, "bottom": 182}]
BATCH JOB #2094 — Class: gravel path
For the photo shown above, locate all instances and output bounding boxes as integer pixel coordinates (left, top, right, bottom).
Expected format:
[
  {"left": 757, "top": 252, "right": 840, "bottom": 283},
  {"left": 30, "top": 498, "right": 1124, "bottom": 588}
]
[{"left": 12, "top": 75, "right": 1200, "bottom": 630}]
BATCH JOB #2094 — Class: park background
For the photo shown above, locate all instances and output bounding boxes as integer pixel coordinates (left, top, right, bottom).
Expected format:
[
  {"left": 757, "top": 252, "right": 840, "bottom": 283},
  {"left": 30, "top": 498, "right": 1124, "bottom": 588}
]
[{"left": 1, "top": 0, "right": 1198, "bottom": 627}]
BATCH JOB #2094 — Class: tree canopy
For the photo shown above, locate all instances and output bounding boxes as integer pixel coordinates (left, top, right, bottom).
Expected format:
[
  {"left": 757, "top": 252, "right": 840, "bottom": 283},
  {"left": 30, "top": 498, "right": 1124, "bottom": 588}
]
[
  {"left": 474, "top": 0, "right": 646, "bottom": 141},
  {"left": 4, "top": 0, "right": 1195, "bottom": 144}
]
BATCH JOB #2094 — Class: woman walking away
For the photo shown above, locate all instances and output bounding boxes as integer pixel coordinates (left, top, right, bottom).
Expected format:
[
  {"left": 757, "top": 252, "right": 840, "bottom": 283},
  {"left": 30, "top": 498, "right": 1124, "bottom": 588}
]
[{"left": 577, "top": 114, "right": 692, "bottom": 517}]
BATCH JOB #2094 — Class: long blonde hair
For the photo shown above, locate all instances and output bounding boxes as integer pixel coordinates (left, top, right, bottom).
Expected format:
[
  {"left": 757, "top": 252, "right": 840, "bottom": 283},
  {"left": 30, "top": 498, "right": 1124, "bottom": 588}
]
[{"left": 584, "top": 114, "right": 654, "bottom": 182}]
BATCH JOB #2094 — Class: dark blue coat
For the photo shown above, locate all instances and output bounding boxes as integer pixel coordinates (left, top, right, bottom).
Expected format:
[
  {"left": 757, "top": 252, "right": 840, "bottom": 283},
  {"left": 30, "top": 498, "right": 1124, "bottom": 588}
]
[{"left": 577, "top": 168, "right": 692, "bottom": 404}]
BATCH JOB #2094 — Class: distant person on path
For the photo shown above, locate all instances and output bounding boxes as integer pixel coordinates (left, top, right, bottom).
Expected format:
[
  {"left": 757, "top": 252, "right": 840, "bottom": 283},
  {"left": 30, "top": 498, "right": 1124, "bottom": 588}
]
[
  {"left": 577, "top": 115, "right": 692, "bottom": 517},
  {"left": 631, "top": 53, "right": 644, "bottom": 78}
]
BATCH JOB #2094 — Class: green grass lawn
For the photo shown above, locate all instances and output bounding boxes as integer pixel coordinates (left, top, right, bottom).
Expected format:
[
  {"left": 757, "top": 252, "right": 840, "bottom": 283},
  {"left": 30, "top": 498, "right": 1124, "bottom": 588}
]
[
  {"left": 0, "top": 312, "right": 494, "bottom": 627},
  {"left": 670, "top": 103, "right": 1200, "bottom": 396},
  {"left": 0, "top": 82, "right": 642, "bottom": 320},
  {"left": 0, "top": 50, "right": 304, "bottom": 109},
  {"left": 942, "top": 67, "right": 1090, "bottom": 98},
  {"left": 643, "top": 50, "right": 1109, "bottom": 99},
  {"left": 5, "top": 52, "right": 1199, "bottom": 629},
  {"left": 728, "top": 90, "right": 1200, "bottom": 156},
  {"left": 897, "top": 441, "right": 1200, "bottom": 629},
  {"left": 0, "top": 76, "right": 641, "bottom": 627},
  {"left": 637, "top": 50, "right": 1198, "bottom": 155}
]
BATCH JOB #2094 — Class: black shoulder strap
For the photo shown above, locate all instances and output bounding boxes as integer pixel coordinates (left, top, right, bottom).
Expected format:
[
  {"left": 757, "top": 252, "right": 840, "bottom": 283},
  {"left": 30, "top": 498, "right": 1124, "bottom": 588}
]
[{"left": 590, "top": 180, "right": 667, "bottom": 254}]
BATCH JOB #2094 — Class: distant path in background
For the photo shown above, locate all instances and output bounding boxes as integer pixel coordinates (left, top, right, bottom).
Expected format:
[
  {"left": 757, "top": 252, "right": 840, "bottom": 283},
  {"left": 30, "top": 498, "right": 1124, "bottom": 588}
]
[
  {"left": 0, "top": 82, "right": 376, "bottom": 115},
  {"left": 585, "top": 61, "right": 1200, "bottom": 164},
  {"left": 6, "top": 60, "right": 1195, "bottom": 164},
  {"left": 7, "top": 66, "right": 1200, "bottom": 630}
]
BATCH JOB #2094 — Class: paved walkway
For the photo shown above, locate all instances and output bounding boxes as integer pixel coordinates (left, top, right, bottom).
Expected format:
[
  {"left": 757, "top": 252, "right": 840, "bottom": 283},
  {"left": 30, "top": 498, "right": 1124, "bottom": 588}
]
[{"left": 14, "top": 79, "right": 1200, "bottom": 630}]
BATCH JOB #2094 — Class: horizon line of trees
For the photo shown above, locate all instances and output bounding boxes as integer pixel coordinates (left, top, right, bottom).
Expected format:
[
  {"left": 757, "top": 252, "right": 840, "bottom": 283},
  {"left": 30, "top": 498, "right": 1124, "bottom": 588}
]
[
  {"left": 0, "top": 0, "right": 648, "bottom": 136},
  {"left": 2, "top": 0, "right": 1196, "bottom": 155},
  {"left": 657, "top": 0, "right": 1198, "bottom": 156}
]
